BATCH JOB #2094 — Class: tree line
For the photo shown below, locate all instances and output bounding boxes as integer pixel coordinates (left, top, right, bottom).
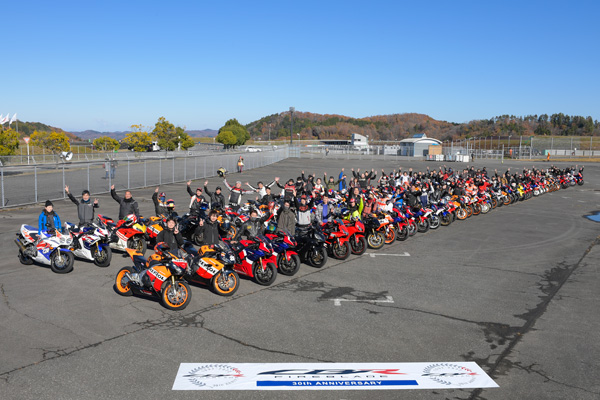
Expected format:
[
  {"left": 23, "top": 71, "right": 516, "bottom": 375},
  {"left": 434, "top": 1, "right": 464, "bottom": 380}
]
[{"left": 244, "top": 111, "right": 600, "bottom": 142}]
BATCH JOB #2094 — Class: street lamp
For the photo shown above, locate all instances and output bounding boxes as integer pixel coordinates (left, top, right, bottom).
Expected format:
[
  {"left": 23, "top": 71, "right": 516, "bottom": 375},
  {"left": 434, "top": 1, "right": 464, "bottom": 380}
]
[{"left": 289, "top": 107, "right": 295, "bottom": 145}]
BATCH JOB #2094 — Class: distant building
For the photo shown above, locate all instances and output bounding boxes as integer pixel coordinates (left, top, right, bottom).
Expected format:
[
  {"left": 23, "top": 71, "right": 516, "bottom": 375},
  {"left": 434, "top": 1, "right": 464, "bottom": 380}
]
[
  {"left": 398, "top": 133, "right": 441, "bottom": 156},
  {"left": 351, "top": 133, "right": 368, "bottom": 148}
]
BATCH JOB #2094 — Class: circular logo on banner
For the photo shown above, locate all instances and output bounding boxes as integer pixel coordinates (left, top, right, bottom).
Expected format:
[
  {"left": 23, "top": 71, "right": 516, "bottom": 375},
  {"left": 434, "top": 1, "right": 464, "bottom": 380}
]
[
  {"left": 184, "top": 364, "right": 243, "bottom": 388},
  {"left": 422, "top": 363, "right": 477, "bottom": 386}
]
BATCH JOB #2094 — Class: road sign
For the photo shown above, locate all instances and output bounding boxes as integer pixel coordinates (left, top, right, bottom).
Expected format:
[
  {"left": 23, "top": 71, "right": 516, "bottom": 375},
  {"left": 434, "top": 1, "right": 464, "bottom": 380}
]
[{"left": 24, "top": 137, "right": 30, "bottom": 144}]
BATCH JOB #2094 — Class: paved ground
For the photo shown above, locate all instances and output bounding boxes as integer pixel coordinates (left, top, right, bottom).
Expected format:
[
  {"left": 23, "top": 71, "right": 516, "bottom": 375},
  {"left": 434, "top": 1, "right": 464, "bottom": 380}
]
[{"left": 0, "top": 157, "right": 598, "bottom": 400}]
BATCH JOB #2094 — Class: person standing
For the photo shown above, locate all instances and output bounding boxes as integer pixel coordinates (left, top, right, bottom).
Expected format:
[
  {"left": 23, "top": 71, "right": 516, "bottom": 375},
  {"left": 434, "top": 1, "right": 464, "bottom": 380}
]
[
  {"left": 110, "top": 158, "right": 118, "bottom": 179},
  {"left": 65, "top": 185, "right": 99, "bottom": 225},
  {"left": 237, "top": 156, "right": 244, "bottom": 173},
  {"left": 104, "top": 158, "right": 110, "bottom": 179},
  {"left": 110, "top": 185, "right": 139, "bottom": 220}
]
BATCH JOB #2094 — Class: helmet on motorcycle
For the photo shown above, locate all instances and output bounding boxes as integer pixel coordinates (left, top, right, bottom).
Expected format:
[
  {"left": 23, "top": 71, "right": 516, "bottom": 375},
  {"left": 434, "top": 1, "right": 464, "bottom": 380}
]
[
  {"left": 265, "top": 224, "right": 276, "bottom": 233},
  {"left": 154, "top": 241, "right": 170, "bottom": 254},
  {"left": 340, "top": 208, "right": 350, "bottom": 218},
  {"left": 166, "top": 199, "right": 175, "bottom": 209},
  {"left": 124, "top": 214, "right": 137, "bottom": 226}
]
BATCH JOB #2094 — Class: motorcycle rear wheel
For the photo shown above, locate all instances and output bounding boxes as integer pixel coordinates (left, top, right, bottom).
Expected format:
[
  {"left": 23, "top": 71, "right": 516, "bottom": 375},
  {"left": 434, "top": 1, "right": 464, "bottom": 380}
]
[
  {"left": 114, "top": 267, "right": 134, "bottom": 296},
  {"left": 128, "top": 236, "right": 147, "bottom": 256},
  {"left": 50, "top": 251, "right": 74, "bottom": 274},
  {"left": 384, "top": 226, "right": 397, "bottom": 243},
  {"left": 161, "top": 279, "right": 191, "bottom": 310},
  {"left": 253, "top": 262, "right": 277, "bottom": 286},
  {"left": 18, "top": 250, "right": 34, "bottom": 265}
]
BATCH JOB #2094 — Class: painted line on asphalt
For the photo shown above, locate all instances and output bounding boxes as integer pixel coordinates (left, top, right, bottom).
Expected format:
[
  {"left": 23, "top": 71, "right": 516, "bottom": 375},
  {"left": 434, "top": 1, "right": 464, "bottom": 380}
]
[
  {"left": 331, "top": 296, "right": 394, "bottom": 306},
  {"left": 366, "top": 252, "right": 410, "bottom": 257}
]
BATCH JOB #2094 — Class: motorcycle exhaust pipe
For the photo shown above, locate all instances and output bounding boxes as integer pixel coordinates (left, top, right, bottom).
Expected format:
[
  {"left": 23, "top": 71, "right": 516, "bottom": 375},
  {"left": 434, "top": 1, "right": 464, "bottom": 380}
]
[{"left": 14, "top": 238, "right": 27, "bottom": 252}]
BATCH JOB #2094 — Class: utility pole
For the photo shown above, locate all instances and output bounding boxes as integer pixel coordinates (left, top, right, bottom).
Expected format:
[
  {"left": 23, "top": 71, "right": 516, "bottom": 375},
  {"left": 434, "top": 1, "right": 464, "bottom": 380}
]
[{"left": 289, "top": 107, "right": 295, "bottom": 145}]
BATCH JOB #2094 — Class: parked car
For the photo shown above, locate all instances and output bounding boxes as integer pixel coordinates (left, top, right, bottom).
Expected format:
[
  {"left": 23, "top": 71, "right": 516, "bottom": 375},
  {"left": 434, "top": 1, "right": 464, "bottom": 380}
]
[{"left": 245, "top": 146, "right": 262, "bottom": 153}]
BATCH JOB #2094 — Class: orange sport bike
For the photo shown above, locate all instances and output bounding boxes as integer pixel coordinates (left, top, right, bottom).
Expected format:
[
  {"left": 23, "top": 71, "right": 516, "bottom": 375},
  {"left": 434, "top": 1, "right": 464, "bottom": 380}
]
[{"left": 114, "top": 243, "right": 191, "bottom": 310}]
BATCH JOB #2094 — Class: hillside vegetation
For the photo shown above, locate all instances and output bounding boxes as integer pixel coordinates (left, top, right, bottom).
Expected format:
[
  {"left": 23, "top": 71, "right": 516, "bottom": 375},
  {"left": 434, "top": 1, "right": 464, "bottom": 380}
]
[{"left": 246, "top": 112, "right": 600, "bottom": 141}]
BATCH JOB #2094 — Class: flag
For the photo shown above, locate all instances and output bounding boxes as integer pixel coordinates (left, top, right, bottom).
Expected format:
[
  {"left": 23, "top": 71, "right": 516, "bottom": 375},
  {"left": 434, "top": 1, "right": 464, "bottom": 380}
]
[
  {"left": 0, "top": 114, "right": 9, "bottom": 124},
  {"left": 9, "top": 113, "right": 17, "bottom": 125}
]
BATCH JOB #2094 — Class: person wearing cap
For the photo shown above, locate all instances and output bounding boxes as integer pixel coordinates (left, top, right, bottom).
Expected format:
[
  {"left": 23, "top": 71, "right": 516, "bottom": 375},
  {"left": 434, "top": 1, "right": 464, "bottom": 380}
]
[
  {"left": 204, "top": 181, "right": 226, "bottom": 210},
  {"left": 346, "top": 196, "right": 363, "bottom": 220},
  {"left": 38, "top": 200, "right": 62, "bottom": 236},
  {"left": 155, "top": 217, "right": 183, "bottom": 257},
  {"left": 65, "top": 185, "right": 99, "bottom": 226}
]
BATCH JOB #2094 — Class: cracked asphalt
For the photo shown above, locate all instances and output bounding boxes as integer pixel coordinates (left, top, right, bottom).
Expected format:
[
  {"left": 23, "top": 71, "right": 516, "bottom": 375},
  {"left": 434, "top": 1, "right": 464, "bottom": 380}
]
[{"left": 0, "top": 157, "right": 598, "bottom": 400}]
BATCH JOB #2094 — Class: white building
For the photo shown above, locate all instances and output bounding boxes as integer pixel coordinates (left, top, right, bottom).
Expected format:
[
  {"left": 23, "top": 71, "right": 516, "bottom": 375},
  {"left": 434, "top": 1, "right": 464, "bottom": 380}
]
[
  {"left": 351, "top": 133, "right": 368, "bottom": 148},
  {"left": 398, "top": 133, "right": 441, "bottom": 156}
]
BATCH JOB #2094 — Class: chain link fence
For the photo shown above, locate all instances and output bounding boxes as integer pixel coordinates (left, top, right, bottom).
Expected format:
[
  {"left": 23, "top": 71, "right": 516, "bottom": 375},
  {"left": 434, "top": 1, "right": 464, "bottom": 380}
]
[{"left": 0, "top": 147, "right": 289, "bottom": 208}]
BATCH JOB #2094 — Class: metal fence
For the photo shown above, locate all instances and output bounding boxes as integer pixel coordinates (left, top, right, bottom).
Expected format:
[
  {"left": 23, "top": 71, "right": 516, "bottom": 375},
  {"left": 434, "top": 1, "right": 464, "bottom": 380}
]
[
  {"left": 0, "top": 147, "right": 289, "bottom": 208},
  {"left": 0, "top": 143, "right": 229, "bottom": 166}
]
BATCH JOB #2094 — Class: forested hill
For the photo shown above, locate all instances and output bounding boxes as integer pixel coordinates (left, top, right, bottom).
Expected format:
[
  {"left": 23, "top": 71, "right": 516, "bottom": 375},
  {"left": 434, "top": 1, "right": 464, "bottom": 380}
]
[
  {"left": 12, "top": 121, "right": 81, "bottom": 141},
  {"left": 245, "top": 112, "right": 600, "bottom": 141}
]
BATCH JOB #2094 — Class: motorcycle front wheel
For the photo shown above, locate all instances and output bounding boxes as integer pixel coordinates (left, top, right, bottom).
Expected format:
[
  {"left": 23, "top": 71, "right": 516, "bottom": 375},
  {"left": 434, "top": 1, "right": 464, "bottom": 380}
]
[
  {"left": 367, "top": 232, "right": 385, "bottom": 249},
  {"left": 308, "top": 247, "right": 328, "bottom": 268},
  {"left": 253, "top": 262, "right": 277, "bottom": 286},
  {"left": 350, "top": 235, "right": 367, "bottom": 255},
  {"left": 161, "top": 279, "right": 191, "bottom": 310},
  {"left": 50, "top": 251, "right": 74, "bottom": 274},
  {"left": 211, "top": 270, "right": 239, "bottom": 296},
  {"left": 331, "top": 241, "right": 351, "bottom": 260},
  {"left": 93, "top": 245, "right": 112, "bottom": 267},
  {"left": 277, "top": 253, "right": 301, "bottom": 276}
]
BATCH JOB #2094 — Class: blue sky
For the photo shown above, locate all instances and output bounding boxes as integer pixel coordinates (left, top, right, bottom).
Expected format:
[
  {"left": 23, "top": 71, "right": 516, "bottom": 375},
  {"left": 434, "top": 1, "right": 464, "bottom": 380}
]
[{"left": 3, "top": 0, "right": 599, "bottom": 132}]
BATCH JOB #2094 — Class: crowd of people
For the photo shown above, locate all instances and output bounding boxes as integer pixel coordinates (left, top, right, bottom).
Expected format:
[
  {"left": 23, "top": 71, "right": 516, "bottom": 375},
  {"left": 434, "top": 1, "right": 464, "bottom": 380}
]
[{"left": 36, "top": 163, "right": 585, "bottom": 249}]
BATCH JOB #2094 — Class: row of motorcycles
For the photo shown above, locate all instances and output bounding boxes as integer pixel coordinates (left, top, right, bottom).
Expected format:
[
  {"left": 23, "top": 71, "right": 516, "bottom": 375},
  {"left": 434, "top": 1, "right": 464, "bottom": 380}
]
[{"left": 15, "top": 172, "right": 583, "bottom": 310}]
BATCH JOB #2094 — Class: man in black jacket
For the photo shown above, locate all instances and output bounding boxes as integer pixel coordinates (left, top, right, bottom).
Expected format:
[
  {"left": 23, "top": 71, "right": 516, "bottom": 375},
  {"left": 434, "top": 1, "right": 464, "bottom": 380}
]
[
  {"left": 233, "top": 209, "right": 270, "bottom": 241},
  {"left": 111, "top": 185, "right": 139, "bottom": 220},
  {"left": 204, "top": 181, "right": 226, "bottom": 210},
  {"left": 65, "top": 185, "right": 99, "bottom": 225}
]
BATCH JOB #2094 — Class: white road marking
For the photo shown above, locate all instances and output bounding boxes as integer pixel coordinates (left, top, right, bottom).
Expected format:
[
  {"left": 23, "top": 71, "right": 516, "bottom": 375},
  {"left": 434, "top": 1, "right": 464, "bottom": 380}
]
[
  {"left": 331, "top": 296, "right": 394, "bottom": 306},
  {"left": 561, "top": 197, "right": 571, "bottom": 199},
  {"left": 366, "top": 252, "right": 410, "bottom": 257}
]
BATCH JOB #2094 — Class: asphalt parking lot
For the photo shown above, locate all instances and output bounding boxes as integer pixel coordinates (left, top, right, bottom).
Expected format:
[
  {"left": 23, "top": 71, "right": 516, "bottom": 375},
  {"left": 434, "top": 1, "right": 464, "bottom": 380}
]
[{"left": 0, "top": 157, "right": 598, "bottom": 400}]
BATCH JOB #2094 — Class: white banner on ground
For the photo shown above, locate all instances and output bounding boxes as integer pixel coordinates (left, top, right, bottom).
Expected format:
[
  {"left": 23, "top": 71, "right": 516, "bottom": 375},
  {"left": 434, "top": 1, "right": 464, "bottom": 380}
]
[{"left": 172, "top": 362, "right": 498, "bottom": 390}]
